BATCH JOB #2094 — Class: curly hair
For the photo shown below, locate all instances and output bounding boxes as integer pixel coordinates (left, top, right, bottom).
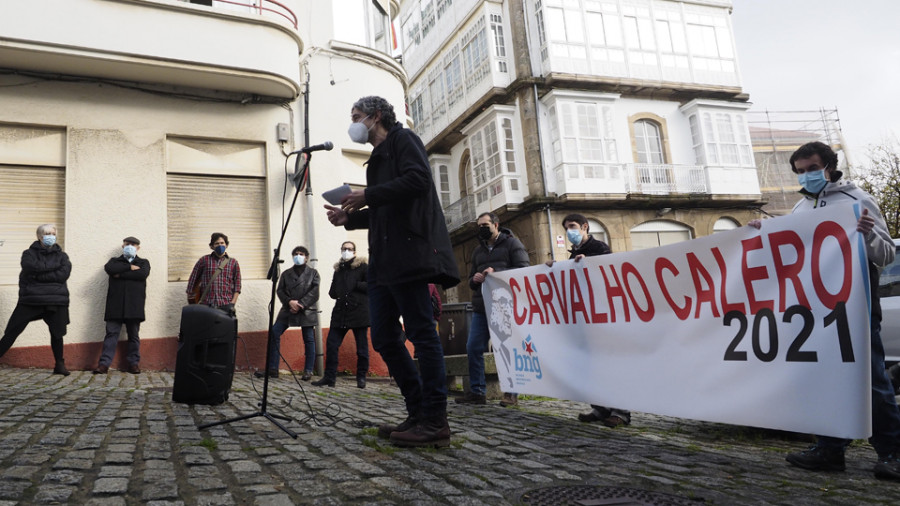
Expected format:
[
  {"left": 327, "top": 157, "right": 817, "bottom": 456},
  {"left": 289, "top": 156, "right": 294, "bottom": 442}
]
[
  {"left": 352, "top": 96, "right": 397, "bottom": 129},
  {"left": 789, "top": 142, "right": 839, "bottom": 176}
]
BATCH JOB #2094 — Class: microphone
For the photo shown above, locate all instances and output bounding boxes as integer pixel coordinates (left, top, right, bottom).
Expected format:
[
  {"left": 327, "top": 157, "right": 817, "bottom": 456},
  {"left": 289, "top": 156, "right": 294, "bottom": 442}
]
[{"left": 292, "top": 141, "right": 333, "bottom": 154}]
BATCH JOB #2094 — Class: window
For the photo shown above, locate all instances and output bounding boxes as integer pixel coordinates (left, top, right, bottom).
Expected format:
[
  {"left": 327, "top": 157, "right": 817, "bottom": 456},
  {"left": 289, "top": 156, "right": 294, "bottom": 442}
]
[
  {"left": 443, "top": 50, "right": 463, "bottom": 107},
  {"left": 634, "top": 120, "right": 664, "bottom": 164},
  {"left": 409, "top": 93, "right": 426, "bottom": 130},
  {"left": 0, "top": 166, "right": 65, "bottom": 284},
  {"left": 713, "top": 218, "right": 739, "bottom": 233},
  {"left": 166, "top": 137, "right": 269, "bottom": 281},
  {"left": 421, "top": 1, "right": 435, "bottom": 38},
  {"left": 554, "top": 101, "right": 617, "bottom": 164},
  {"left": 502, "top": 118, "right": 516, "bottom": 173},
  {"left": 691, "top": 110, "right": 753, "bottom": 167},
  {"left": 491, "top": 14, "right": 508, "bottom": 73},
  {"left": 461, "top": 19, "right": 489, "bottom": 89},
  {"left": 630, "top": 220, "right": 692, "bottom": 250},
  {"left": 586, "top": 218, "right": 609, "bottom": 245},
  {"left": 0, "top": 125, "right": 66, "bottom": 285},
  {"left": 436, "top": 164, "right": 451, "bottom": 207}
]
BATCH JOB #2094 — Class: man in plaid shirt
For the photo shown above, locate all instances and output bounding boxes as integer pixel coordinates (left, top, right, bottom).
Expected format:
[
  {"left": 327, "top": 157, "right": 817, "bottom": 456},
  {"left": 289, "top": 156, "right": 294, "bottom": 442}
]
[{"left": 186, "top": 232, "right": 241, "bottom": 315}]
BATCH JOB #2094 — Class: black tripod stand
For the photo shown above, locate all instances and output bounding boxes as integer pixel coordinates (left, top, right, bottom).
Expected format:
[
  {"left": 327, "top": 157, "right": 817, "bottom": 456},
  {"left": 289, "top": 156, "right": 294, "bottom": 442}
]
[{"left": 199, "top": 153, "right": 315, "bottom": 438}]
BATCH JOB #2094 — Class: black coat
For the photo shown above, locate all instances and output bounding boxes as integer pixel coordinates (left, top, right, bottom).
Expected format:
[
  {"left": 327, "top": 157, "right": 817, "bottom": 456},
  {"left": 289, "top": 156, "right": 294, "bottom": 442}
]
[
  {"left": 569, "top": 235, "right": 612, "bottom": 259},
  {"left": 104, "top": 255, "right": 150, "bottom": 321},
  {"left": 346, "top": 122, "right": 460, "bottom": 289},
  {"left": 276, "top": 265, "right": 320, "bottom": 327},
  {"left": 328, "top": 256, "right": 369, "bottom": 328},
  {"left": 469, "top": 229, "right": 530, "bottom": 313},
  {"left": 18, "top": 241, "right": 71, "bottom": 306}
]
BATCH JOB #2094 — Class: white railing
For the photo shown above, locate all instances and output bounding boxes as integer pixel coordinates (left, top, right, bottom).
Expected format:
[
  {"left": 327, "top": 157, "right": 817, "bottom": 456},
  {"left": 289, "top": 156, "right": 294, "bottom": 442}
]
[
  {"left": 553, "top": 162, "right": 711, "bottom": 196},
  {"left": 624, "top": 163, "right": 709, "bottom": 194},
  {"left": 444, "top": 195, "right": 477, "bottom": 233}
]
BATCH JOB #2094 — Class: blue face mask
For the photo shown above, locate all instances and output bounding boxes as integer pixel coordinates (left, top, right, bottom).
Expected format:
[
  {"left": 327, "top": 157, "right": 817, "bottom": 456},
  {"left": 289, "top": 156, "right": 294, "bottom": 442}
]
[
  {"left": 42, "top": 235, "right": 57, "bottom": 247},
  {"left": 214, "top": 245, "right": 226, "bottom": 256},
  {"left": 798, "top": 169, "right": 828, "bottom": 194},
  {"left": 293, "top": 254, "right": 306, "bottom": 266},
  {"left": 123, "top": 245, "right": 137, "bottom": 259},
  {"left": 566, "top": 228, "right": 583, "bottom": 245}
]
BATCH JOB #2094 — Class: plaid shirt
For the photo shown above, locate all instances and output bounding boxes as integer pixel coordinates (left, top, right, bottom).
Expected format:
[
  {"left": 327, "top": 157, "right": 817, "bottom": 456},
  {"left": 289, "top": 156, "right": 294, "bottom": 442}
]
[{"left": 186, "top": 253, "right": 241, "bottom": 307}]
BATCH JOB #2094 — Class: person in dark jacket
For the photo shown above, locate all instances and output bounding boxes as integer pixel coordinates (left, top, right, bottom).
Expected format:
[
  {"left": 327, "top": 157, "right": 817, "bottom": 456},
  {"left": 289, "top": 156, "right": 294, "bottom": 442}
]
[
  {"left": 548, "top": 214, "right": 628, "bottom": 428},
  {"left": 257, "top": 246, "right": 320, "bottom": 380},
  {"left": 325, "top": 95, "right": 460, "bottom": 448},
  {"left": 312, "top": 241, "right": 369, "bottom": 389},
  {"left": 93, "top": 236, "right": 150, "bottom": 375},
  {"left": 456, "top": 212, "right": 530, "bottom": 406},
  {"left": 0, "top": 224, "right": 72, "bottom": 375}
]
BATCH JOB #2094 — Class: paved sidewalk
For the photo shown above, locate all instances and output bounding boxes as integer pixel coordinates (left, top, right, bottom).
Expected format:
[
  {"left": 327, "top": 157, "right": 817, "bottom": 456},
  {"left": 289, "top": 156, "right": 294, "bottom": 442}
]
[{"left": 0, "top": 366, "right": 896, "bottom": 505}]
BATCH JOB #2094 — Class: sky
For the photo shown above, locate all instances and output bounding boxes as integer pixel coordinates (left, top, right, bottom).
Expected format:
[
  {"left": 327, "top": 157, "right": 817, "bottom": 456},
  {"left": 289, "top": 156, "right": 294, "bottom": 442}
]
[{"left": 731, "top": 0, "right": 900, "bottom": 165}]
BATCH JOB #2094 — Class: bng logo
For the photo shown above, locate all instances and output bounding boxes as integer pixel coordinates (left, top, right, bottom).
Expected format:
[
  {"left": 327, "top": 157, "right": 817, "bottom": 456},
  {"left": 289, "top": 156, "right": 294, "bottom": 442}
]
[{"left": 514, "top": 335, "right": 542, "bottom": 379}]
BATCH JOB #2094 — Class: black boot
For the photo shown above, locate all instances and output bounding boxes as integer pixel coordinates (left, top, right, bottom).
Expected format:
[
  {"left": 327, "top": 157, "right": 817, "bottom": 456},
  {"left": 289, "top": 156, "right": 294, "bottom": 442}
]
[
  {"left": 377, "top": 413, "right": 419, "bottom": 439},
  {"left": 357, "top": 376, "right": 366, "bottom": 389},
  {"left": 311, "top": 377, "right": 335, "bottom": 387},
  {"left": 786, "top": 445, "right": 845, "bottom": 471},
  {"left": 390, "top": 413, "right": 450, "bottom": 448},
  {"left": 53, "top": 360, "right": 70, "bottom": 376}
]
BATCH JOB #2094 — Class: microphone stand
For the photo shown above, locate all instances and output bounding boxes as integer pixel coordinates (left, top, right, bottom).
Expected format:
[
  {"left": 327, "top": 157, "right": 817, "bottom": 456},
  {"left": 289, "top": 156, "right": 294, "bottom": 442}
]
[{"left": 199, "top": 153, "right": 312, "bottom": 438}]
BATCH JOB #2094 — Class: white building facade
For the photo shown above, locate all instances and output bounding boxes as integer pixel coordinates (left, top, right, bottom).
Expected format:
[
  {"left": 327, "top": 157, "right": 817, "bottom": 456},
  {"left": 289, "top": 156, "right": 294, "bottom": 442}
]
[
  {"left": 397, "top": 0, "right": 761, "bottom": 302},
  {"left": 0, "top": 0, "right": 405, "bottom": 372}
]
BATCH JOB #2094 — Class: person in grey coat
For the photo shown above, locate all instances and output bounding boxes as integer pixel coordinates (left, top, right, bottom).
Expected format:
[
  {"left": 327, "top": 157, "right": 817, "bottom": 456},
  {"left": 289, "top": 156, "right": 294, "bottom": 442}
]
[{"left": 257, "top": 245, "right": 319, "bottom": 380}]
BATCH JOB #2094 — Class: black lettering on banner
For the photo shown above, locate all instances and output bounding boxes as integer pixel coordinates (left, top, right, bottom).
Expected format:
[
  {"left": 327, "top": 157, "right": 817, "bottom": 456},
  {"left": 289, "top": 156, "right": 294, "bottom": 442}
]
[
  {"left": 752, "top": 308, "right": 778, "bottom": 362},
  {"left": 784, "top": 305, "right": 817, "bottom": 362},
  {"left": 723, "top": 310, "right": 748, "bottom": 361},
  {"left": 722, "top": 303, "right": 855, "bottom": 363},
  {"left": 823, "top": 301, "right": 854, "bottom": 362}
]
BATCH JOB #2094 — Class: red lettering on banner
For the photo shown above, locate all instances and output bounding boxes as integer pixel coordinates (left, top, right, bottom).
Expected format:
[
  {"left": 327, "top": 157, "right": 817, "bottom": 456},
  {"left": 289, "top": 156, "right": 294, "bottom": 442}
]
[
  {"left": 768, "top": 230, "right": 811, "bottom": 311},
  {"left": 741, "top": 236, "right": 775, "bottom": 313},
  {"left": 523, "top": 277, "right": 545, "bottom": 324},
  {"left": 710, "top": 247, "right": 746, "bottom": 315},
  {"left": 510, "top": 278, "right": 526, "bottom": 325},
  {"left": 687, "top": 252, "right": 721, "bottom": 318},
  {"left": 622, "top": 262, "right": 655, "bottom": 322},
  {"left": 548, "top": 272, "right": 570, "bottom": 324},
  {"left": 569, "top": 270, "right": 591, "bottom": 324},
  {"left": 599, "top": 265, "right": 631, "bottom": 323},
  {"left": 535, "top": 274, "right": 561, "bottom": 325},
  {"left": 812, "top": 221, "right": 852, "bottom": 309},
  {"left": 584, "top": 268, "right": 609, "bottom": 324},
  {"left": 655, "top": 257, "right": 691, "bottom": 320}
]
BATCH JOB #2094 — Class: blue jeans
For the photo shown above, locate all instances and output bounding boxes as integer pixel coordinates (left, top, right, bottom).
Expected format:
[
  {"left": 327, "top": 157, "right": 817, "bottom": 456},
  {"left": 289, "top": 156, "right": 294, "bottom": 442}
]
[
  {"left": 466, "top": 312, "right": 491, "bottom": 396},
  {"left": 369, "top": 281, "right": 447, "bottom": 419},
  {"left": 817, "top": 319, "right": 900, "bottom": 458},
  {"left": 267, "top": 322, "right": 315, "bottom": 372}
]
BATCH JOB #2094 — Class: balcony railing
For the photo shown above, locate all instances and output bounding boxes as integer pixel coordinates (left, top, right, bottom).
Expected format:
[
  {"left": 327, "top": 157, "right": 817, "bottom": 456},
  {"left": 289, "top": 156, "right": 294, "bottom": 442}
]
[
  {"left": 444, "top": 195, "right": 476, "bottom": 233},
  {"left": 184, "top": 1, "right": 297, "bottom": 28},
  {"left": 553, "top": 162, "right": 711, "bottom": 196}
]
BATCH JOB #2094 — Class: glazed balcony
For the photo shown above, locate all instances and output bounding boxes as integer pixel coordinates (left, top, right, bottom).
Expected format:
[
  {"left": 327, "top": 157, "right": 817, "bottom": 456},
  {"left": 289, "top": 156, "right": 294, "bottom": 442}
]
[
  {"left": 553, "top": 162, "right": 761, "bottom": 197},
  {"left": 0, "top": 0, "right": 303, "bottom": 98}
]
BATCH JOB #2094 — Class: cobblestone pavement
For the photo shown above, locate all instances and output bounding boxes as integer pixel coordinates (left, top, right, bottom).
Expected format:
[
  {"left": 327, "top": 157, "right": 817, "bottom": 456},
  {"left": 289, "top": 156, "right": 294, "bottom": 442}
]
[{"left": 0, "top": 366, "right": 897, "bottom": 505}]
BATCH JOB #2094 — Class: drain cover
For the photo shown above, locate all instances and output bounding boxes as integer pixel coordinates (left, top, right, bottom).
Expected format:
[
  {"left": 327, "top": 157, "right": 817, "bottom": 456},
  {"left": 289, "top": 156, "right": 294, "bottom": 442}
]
[{"left": 521, "top": 485, "right": 698, "bottom": 506}]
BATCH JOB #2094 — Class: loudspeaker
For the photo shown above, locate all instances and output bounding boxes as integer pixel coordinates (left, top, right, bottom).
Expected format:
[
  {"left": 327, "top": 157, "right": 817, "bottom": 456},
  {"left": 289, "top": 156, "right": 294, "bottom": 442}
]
[{"left": 172, "top": 305, "right": 238, "bottom": 405}]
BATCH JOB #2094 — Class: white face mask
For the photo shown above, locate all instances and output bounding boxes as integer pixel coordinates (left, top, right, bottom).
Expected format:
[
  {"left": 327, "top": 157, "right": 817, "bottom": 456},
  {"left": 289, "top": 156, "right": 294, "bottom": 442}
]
[
  {"left": 348, "top": 115, "right": 372, "bottom": 144},
  {"left": 341, "top": 250, "right": 355, "bottom": 261},
  {"left": 293, "top": 254, "right": 306, "bottom": 266}
]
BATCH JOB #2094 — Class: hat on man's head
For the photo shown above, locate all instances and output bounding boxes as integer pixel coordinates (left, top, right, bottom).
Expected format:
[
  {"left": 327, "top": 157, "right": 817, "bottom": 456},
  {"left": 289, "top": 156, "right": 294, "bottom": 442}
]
[{"left": 123, "top": 236, "right": 141, "bottom": 245}]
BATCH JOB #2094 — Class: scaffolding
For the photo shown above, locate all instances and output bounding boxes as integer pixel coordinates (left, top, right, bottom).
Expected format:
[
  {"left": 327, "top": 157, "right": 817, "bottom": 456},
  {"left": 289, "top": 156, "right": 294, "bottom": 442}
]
[{"left": 747, "top": 108, "right": 846, "bottom": 215}]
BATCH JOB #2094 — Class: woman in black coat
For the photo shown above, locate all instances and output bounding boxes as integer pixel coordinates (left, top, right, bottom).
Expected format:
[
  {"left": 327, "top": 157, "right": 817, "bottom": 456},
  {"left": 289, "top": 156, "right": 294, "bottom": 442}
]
[
  {"left": 312, "top": 241, "right": 370, "bottom": 388},
  {"left": 0, "top": 224, "right": 72, "bottom": 375}
]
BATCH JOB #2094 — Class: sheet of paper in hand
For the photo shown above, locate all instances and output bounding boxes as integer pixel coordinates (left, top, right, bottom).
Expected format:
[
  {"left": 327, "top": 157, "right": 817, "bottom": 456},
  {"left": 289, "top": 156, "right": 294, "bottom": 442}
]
[{"left": 323, "top": 184, "right": 352, "bottom": 205}]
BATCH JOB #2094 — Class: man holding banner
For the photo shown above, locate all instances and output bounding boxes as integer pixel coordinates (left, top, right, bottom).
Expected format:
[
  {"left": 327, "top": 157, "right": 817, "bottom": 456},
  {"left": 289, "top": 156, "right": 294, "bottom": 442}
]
[
  {"left": 456, "top": 212, "right": 530, "bottom": 406},
  {"left": 752, "top": 142, "right": 900, "bottom": 481}
]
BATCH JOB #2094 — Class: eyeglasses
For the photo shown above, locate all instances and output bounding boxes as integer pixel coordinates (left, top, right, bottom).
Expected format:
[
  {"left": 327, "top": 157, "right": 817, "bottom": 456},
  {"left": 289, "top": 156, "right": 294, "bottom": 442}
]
[{"left": 341, "top": 248, "right": 355, "bottom": 252}]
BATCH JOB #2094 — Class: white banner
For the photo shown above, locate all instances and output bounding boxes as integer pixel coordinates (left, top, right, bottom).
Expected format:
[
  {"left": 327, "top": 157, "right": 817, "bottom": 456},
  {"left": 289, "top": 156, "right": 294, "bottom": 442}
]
[{"left": 483, "top": 203, "right": 873, "bottom": 438}]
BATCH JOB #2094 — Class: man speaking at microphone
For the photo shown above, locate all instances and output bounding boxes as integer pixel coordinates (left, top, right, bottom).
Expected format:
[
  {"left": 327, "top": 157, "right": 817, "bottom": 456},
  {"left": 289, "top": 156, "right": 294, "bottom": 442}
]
[{"left": 324, "top": 96, "right": 459, "bottom": 448}]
